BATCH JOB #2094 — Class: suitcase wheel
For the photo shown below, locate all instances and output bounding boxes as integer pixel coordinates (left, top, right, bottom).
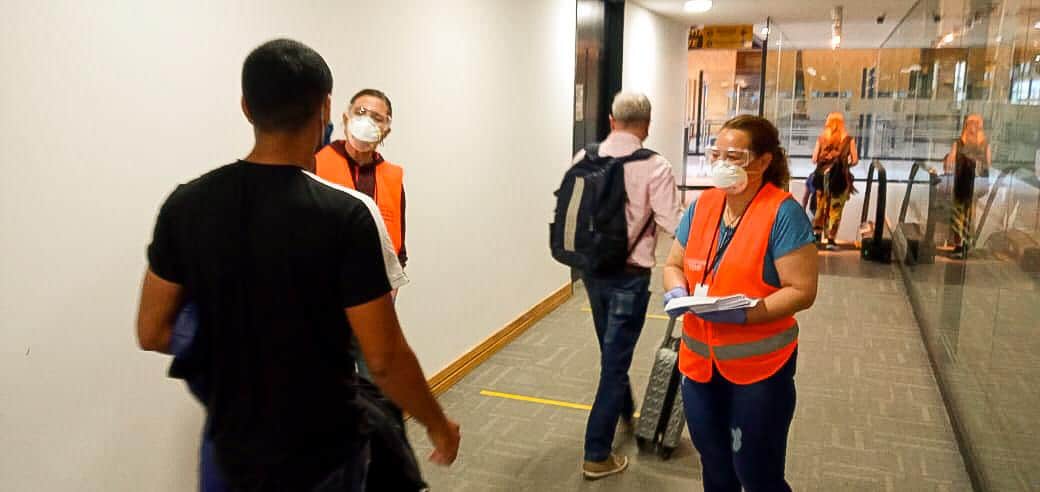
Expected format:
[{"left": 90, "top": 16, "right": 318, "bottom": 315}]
[
  {"left": 636, "top": 436, "right": 653, "bottom": 454},
  {"left": 656, "top": 445, "right": 676, "bottom": 460}
]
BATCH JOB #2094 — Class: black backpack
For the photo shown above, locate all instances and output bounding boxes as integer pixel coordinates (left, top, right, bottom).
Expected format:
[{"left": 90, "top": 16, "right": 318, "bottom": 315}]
[
  {"left": 813, "top": 136, "right": 854, "bottom": 195},
  {"left": 550, "top": 144, "right": 656, "bottom": 273}
]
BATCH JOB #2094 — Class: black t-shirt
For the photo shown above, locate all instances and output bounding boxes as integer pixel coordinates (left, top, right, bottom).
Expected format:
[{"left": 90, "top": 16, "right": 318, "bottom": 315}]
[{"left": 147, "top": 161, "right": 395, "bottom": 480}]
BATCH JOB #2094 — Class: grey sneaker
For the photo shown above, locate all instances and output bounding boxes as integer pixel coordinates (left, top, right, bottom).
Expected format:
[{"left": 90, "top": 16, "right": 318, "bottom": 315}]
[{"left": 582, "top": 454, "right": 629, "bottom": 480}]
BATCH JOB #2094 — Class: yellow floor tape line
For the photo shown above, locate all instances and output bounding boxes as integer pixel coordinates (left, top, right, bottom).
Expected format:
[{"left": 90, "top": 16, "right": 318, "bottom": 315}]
[
  {"left": 479, "top": 390, "right": 639, "bottom": 418},
  {"left": 580, "top": 307, "right": 670, "bottom": 321},
  {"left": 479, "top": 390, "right": 592, "bottom": 411}
]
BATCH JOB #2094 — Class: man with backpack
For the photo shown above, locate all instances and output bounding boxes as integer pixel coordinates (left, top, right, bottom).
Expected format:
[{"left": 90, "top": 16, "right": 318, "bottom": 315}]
[{"left": 551, "top": 91, "right": 681, "bottom": 480}]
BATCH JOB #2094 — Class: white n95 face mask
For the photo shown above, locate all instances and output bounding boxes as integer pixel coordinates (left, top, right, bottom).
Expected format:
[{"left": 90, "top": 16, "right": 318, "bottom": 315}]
[
  {"left": 710, "top": 160, "right": 749, "bottom": 193},
  {"left": 347, "top": 115, "right": 383, "bottom": 145}
]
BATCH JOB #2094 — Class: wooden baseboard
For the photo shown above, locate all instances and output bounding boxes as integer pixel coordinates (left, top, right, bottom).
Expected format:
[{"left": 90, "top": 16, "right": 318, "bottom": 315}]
[{"left": 427, "top": 282, "right": 573, "bottom": 396}]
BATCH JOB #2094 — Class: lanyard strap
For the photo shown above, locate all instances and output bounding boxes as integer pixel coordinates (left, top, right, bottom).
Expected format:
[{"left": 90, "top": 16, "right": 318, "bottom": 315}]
[{"left": 699, "top": 185, "right": 765, "bottom": 286}]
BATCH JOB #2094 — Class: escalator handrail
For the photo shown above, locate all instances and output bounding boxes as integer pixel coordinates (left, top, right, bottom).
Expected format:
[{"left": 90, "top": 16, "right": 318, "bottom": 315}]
[
  {"left": 898, "top": 161, "right": 939, "bottom": 224},
  {"left": 860, "top": 160, "right": 888, "bottom": 246},
  {"left": 972, "top": 168, "right": 1015, "bottom": 245}
]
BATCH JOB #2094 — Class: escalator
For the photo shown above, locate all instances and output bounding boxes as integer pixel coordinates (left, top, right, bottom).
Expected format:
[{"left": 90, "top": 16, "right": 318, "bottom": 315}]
[
  {"left": 978, "top": 170, "right": 1040, "bottom": 273},
  {"left": 859, "top": 160, "right": 892, "bottom": 263},
  {"left": 895, "top": 161, "right": 939, "bottom": 265}
]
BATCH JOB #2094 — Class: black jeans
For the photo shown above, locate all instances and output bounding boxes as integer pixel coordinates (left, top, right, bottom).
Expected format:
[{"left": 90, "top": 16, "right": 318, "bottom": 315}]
[{"left": 223, "top": 439, "right": 369, "bottom": 492}]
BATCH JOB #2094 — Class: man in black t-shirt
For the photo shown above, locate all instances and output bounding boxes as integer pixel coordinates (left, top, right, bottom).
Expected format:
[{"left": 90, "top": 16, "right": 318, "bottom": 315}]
[{"left": 135, "top": 39, "right": 459, "bottom": 491}]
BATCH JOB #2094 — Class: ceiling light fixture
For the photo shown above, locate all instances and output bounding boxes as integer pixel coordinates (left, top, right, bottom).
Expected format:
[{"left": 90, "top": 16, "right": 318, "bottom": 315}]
[
  {"left": 831, "top": 6, "right": 843, "bottom": 50},
  {"left": 1033, "top": 20, "right": 1040, "bottom": 29},
  {"left": 576, "top": 2, "right": 595, "bottom": 20},
  {"left": 684, "top": 0, "right": 713, "bottom": 13},
  {"left": 942, "top": 32, "right": 955, "bottom": 44}
]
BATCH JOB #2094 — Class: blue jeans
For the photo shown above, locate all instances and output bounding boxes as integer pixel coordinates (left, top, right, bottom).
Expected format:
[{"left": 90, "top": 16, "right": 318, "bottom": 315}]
[
  {"left": 681, "top": 352, "right": 797, "bottom": 492},
  {"left": 199, "top": 424, "right": 229, "bottom": 492},
  {"left": 582, "top": 271, "right": 651, "bottom": 462}
]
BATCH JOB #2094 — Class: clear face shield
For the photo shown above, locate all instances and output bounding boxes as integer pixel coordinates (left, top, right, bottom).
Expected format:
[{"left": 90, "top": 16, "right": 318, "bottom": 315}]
[
  {"left": 348, "top": 105, "right": 392, "bottom": 128},
  {"left": 706, "top": 145, "right": 752, "bottom": 167},
  {"left": 344, "top": 105, "right": 392, "bottom": 150},
  {"left": 706, "top": 145, "right": 753, "bottom": 193}
]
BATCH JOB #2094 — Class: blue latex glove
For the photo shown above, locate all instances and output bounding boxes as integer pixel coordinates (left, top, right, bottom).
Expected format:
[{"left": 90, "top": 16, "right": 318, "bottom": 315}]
[
  {"left": 663, "top": 287, "right": 690, "bottom": 319},
  {"left": 696, "top": 307, "right": 748, "bottom": 325}
]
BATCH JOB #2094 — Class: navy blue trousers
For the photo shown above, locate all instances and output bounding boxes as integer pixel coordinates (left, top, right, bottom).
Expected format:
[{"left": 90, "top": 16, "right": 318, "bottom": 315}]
[
  {"left": 681, "top": 352, "right": 797, "bottom": 492},
  {"left": 582, "top": 270, "right": 651, "bottom": 462}
]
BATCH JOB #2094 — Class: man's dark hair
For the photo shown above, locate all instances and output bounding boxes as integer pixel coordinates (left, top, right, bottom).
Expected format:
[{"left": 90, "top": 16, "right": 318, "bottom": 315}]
[
  {"left": 242, "top": 39, "right": 333, "bottom": 132},
  {"left": 350, "top": 89, "right": 393, "bottom": 117}
]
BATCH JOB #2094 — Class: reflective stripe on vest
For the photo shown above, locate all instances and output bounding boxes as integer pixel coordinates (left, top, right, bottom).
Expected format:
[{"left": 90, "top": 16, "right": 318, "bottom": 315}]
[{"left": 682, "top": 323, "right": 799, "bottom": 361}]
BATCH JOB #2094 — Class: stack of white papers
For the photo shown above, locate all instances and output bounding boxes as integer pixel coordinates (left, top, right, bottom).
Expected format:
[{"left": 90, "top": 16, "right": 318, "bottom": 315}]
[{"left": 665, "top": 295, "right": 758, "bottom": 314}]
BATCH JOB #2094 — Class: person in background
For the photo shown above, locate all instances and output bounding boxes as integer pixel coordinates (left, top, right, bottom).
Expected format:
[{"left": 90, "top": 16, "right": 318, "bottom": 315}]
[
  {"left": 663, "top": 115, "right": 818, "bottom": 492},
  {"left": 316, "top": 89, "right": 406, "bottom": 381},
  {"left": 810, "top": 112, "right": 858, "bottom": 250},
  {"left": 136, "top": 39, "right": 458, "bottom": 491},
  {"left": 575, "top": 92, "right": 682, "bottom": 480},
  {"left": 944, "top": 113, "right": 991, "bottom": 259}
]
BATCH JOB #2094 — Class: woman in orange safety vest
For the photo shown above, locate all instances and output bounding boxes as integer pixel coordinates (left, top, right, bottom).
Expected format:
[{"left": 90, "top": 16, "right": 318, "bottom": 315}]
[
  {"left": 315, "top": 89, "right": 407, "bottom": 382},
  {"left": 662, "top": 115, "right": 819, "bottom": 492},
  {"left": 316, "top": 89, "right": 407, "bottom": 266}
]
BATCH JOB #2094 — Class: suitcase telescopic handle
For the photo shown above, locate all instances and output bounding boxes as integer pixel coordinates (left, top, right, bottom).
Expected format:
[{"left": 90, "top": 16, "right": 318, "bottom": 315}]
[{"left": 661, "top": 317, "right": 678, "bottom": 349}]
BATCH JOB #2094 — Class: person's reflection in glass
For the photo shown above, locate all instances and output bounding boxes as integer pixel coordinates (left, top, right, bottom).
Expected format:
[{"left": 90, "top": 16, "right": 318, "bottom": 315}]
[{"left": 944, "top": 114, "right": 991, "bottom": 259}]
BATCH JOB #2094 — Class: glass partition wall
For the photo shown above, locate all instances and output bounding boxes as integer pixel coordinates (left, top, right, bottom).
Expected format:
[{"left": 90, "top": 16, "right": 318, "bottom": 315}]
[
  {"left": 765, "top": 1, "right": 1040, "bottom": 490},
  {"left": 891, "top": 2, "right": 1040, "bottom": 491}
]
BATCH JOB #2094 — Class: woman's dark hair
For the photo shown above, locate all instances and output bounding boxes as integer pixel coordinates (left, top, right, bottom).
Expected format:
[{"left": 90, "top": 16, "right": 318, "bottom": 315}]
[
  {"left": 350, "top": 88, "right": 393, "bottom": 117},
  {"left": 721, "top": 115, "right": 790, "bottom": 189}
]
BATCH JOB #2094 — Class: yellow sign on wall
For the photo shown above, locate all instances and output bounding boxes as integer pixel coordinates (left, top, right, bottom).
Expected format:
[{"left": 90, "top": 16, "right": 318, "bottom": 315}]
[{"left": 689, "top": 25, "right": 754, "bottom": 50}]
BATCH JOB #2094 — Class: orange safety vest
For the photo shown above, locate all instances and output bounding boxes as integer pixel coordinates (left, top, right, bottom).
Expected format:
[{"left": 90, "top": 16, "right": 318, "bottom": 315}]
[
  {"left": 679, "top": 183, "right": 799, "bottom": 385},
  {"left": 315, "top": 143, "right": 405, "bottom": 254}
]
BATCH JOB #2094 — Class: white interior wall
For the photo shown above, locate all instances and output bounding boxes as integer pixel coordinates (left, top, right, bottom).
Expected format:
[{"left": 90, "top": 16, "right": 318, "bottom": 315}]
[
  {"left": 622, "top": 2, "right": 690, "bottom": 174},
  {"left": 0, "top": 1, "right": 575, "bottom": 490}
]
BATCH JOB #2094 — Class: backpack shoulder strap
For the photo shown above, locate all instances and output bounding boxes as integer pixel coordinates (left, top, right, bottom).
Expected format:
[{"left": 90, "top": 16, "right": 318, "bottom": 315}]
[
  {"left": 613, "top": 148, "right": 657, "bottom": 166},
  {"left": 583, "top": 144, "right": 601, "bottom": 161}
]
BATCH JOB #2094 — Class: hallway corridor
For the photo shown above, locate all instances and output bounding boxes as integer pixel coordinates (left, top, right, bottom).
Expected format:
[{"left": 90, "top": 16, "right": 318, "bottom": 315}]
[{"left": 408, "top": 250, "right": 973, "bottom": 491}]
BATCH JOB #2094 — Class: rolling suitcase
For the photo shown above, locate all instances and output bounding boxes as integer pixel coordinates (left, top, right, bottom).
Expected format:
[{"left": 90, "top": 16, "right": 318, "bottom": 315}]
[{"left": 634, "top": 318, "right": 686, "bottom": 460}]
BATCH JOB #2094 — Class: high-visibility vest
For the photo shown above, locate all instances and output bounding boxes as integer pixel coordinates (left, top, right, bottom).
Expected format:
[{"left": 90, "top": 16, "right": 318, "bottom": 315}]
[
  {"left": 315, "top": 143, "right": 405, "bottom": 254},
  {"left": 679, "top": 183, "right": 799, "bottom": 385}
]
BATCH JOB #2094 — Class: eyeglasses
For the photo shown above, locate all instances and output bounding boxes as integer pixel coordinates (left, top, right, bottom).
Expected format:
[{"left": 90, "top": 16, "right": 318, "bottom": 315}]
[
  {"left": 349, "top": 105, "right": 392, "bottom": 126},
  {"left": 706, "top": 145, "right": 752, "bottom": 167}
]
